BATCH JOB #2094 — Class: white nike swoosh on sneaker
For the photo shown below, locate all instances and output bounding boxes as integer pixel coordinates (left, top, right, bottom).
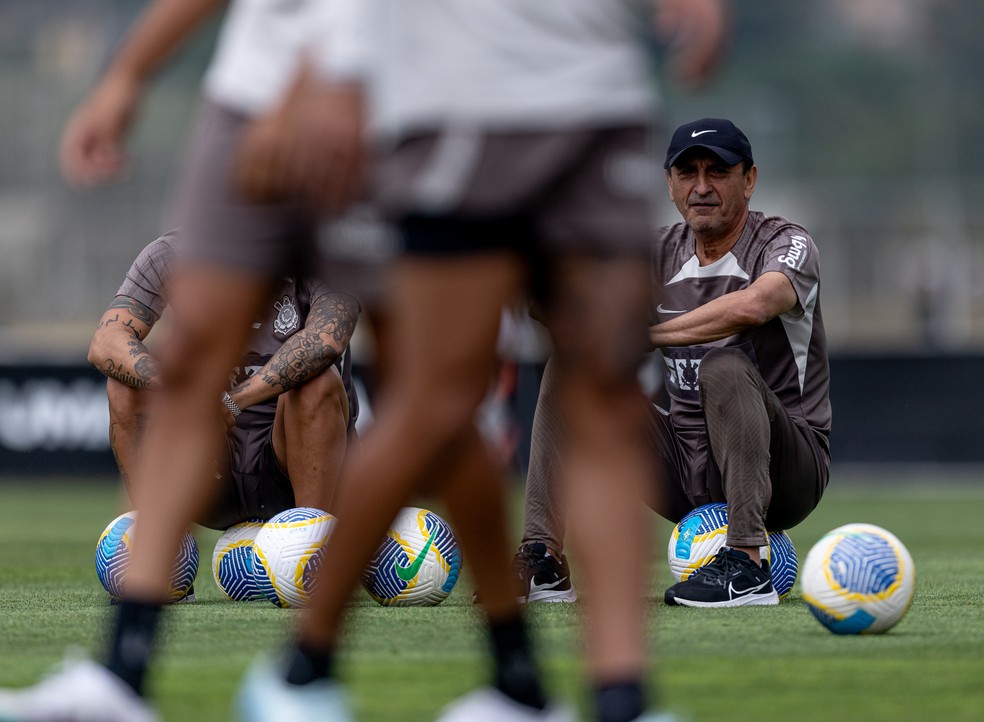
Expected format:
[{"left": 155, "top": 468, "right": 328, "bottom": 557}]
[
  {"left": 531, "top": 578, "right": 569, "bottom": 593},
  {"left": 727, "top": 579, "right": 771, "bottom": 599}
]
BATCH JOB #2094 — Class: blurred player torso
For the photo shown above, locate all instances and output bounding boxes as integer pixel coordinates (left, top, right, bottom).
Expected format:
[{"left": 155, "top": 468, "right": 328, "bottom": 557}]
[
  {"left": 370, "top": 0, "right": 658, "bottom": 137},
  {"left": 204, "top": 0, "right": 325, "bottom": 115}
]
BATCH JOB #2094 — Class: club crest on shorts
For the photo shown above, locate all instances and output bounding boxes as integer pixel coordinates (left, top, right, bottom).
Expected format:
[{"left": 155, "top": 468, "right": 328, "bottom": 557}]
[{"left": 273, "top": 296, "right": 299, "bottom": 337}]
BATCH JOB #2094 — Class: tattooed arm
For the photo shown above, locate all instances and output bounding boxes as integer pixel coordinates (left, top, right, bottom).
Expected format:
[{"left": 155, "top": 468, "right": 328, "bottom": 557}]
[
  {"left": 87, "top": 296, "right": 162, "bottom": 390},
  {"left": 228, "top": 291, "right": 360, "bottom": 410}
]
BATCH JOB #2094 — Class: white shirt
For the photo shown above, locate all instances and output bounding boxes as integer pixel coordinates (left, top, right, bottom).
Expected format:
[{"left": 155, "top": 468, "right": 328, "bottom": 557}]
[
  {"left": 367, "top": 0, "right": 659, "bottom": 139},
  {"left": 205, "top": 0, "right": 658, "bottom": 134},
  {"left": 204, "top": 0, "right": 367, "bottom": 115}
]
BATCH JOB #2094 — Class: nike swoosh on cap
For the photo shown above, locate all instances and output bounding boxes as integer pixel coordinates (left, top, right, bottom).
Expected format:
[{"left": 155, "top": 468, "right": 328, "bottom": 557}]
[{"left": 691, "top": 130, "right": 717, "bottom": 137}]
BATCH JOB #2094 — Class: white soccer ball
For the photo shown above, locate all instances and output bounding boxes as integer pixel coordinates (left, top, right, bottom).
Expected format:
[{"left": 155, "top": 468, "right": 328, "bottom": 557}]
[
  {"left": 667, "top": 502, "right": 798, "bottom": 599},
  {"left": 252, "top": 507, "right": 335, "bottom": 608},
  {"left": 211, "top": 520, "right": 265, "bottom": 601},
  {"left": 801, "top": 523, "right": 915, "bottom": 634},
  {"left": 362, "top": 507, "right": 463, "bottom": 606},
  {"left": 95, "top": 511, "right": 199, "bottom": 603}
]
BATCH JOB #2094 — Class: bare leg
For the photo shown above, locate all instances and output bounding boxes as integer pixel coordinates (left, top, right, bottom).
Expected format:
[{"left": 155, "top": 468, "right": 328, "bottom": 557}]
[
  {"left": 105, "top": 379, "right": 150, "bottom": 501},
  {"left": 430, "top": 424, "right": 520, "bottom": 622},
  {"left": 273, "top": 366, "right": 350, "bottom": 513},
  {"left": 124, "top": 265, "right": 272, "bottom": 602},
  {"left": 546, "top": 255, "right": 653, "bottom": 683},
  {"left": 299, "top": 253, "right": 524, "bottom": 648}
]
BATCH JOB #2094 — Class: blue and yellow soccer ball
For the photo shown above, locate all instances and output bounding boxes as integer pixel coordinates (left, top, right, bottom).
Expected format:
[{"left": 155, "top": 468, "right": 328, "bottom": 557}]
[
  {"left": 362, "top": 507, "right": 462, "bottom": 606},
  {"left": 667, "top": 502, "right": 798, "bottom": 599},
  {"left": 95, "top": 511, "right": 199, "bottom": 603},
  {"left": 252, "top": 507, "right": 335, "bottom": 608},
  {"left": 211, "top": 520, "right": 265, "bottom": 601},
  {"left": 802, "top": 523, "right": 915, "bottom": 634}
]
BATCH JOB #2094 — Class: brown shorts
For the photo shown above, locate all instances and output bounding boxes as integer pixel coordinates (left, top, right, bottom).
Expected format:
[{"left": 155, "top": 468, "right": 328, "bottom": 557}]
[
  {"left": 197, "top": 408, "right": 295, "bottom": 530},
  {"left": 168, "top": 101, "right": 318, "bottom": 279},
  {"left": 374, "top": 126, "right": 657, "bottom": 258}
]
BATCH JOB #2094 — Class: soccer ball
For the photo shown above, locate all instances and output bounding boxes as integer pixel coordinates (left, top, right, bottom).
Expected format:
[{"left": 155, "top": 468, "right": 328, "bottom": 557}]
[
  {"left": 801, "top": 523, "right": 915, "bottom": 634},
  {"left": 95, "top": 511, "right": 199, "bottom": 603},
  {"left": 767, "top": 529, "right": 799, "bottom": 601},
  {"left": 362, "top": 507, "right": 462, "bottom": 606},
  {"left": 666, "top": 503, "right": 798, "bottom": 598},
  {"left": 252, "top": 507, "right": 335, "bottom": 608},
  {"left": 211, "top": 520, "right": 265, "bottom": 601}
]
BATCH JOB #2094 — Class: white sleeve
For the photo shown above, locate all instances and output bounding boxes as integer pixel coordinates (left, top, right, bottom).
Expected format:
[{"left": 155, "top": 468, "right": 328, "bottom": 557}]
[{"left": 308, "top": 0, "right": 373, "bottom": 82}]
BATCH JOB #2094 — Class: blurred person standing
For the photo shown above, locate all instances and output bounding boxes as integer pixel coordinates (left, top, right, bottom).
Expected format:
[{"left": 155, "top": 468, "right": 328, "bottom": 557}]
[
  {"left": 233, "top": 2, "right": 732, "bottom": 721},
  {"left": 0, "top": 1, "right": 368, "bottom": 721}
]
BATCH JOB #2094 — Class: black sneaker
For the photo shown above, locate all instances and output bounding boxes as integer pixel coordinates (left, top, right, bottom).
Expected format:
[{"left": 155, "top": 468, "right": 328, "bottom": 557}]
[
  {"left": 664, "top": 548, "right": 778, "bottom": 608},
  {"left": 515, "top": 542, "right": 577, "bottom": 603}
]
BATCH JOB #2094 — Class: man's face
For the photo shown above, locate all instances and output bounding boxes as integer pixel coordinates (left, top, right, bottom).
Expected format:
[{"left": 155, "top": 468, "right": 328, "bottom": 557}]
[{"left": 666, "top": 150, "right": 756, "bottom": 238}]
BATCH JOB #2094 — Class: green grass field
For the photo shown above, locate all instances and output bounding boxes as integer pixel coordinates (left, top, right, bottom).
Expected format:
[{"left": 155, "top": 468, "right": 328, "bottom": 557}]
[{"left": 1, "top": 475, "right": 983, "bottom": 721}]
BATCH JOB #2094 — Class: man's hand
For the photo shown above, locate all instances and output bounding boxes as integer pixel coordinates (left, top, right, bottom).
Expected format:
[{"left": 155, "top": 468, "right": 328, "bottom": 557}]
[
  {"left": 237, "top": 63, "right": 367, "bottom": 214},
  {"left": 654, "top": 0, "right": 731, "bottom": 88},
  {"left": 59, "top": 72, "right": 143, "bottom": 187}
]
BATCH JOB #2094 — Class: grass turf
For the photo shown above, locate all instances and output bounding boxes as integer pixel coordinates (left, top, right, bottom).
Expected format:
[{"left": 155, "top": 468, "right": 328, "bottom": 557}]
[{"left": 1, "top": 476, "right": 983, "bottom": 721}]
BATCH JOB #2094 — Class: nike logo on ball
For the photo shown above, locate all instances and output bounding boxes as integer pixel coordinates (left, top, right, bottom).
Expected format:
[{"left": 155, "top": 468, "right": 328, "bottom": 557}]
[
  {"left": 691, "top": 130, "right": 717, "bottom": 137},
  {"left": 395, "top": 530, "right": 435, "bottom": 581}
]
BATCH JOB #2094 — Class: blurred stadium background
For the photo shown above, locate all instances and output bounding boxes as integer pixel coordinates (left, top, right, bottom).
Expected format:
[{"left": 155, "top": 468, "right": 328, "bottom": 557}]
[{"left": 1, "top": 0, "right": 983, "bottom": 475}]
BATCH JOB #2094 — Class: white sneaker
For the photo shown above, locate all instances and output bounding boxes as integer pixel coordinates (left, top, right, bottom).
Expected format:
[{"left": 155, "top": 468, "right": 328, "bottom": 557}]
[
  {"left": 236, "top": 656, "right": 351, "bottom": 722},
  {"left": 0, "top": 656, "right": 158, "bottom": 722},
  {"left": 435, "top": 688, "right": 576, "bottom": 722}
]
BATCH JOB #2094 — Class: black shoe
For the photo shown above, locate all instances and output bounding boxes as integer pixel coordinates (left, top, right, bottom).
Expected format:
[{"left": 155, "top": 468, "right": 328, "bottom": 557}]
[
  {"left": 515, "top": 542, "right": 577, "bottom": 603},
  {"left": 664, "top": 548, "right": 778, "bottom": 608}
]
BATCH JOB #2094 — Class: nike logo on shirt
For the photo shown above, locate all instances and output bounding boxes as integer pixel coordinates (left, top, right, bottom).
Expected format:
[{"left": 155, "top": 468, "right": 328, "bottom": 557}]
[{"left": 656, "top": 304, "right": 688, "bottom": 315}]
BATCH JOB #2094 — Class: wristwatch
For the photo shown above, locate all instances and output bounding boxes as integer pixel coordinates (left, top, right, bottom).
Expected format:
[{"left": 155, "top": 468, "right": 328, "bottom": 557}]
[{"left": 222, "top": 391, "right": 242, "bottom": 418}]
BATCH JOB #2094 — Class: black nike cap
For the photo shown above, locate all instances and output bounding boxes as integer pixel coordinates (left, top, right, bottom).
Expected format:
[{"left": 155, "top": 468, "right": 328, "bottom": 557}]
[{"left": 664, "top": 118, "right": 754, "bottom": 170}]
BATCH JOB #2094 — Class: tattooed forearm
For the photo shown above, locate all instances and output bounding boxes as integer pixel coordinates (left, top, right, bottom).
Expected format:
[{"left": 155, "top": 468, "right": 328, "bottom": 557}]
[
  {"left": 259, "top": 331, "right": 340, "bottom": 394},
  {"left": 102, "top": 351, "right": 159, "bottom": 389},
  {"left": 248, "top": 292, "right": 358, "bottom": 396},
  {"left": 103, "top": 359, "right": 152, "bottom": 389},
  {"left": 314, "top": 292, "right": 360, "bottom": 348}
]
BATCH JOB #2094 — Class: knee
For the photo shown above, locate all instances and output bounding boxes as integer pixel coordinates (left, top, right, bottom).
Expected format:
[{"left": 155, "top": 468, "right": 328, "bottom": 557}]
[
  {"left": 290, "top": 368, "right": 349, "bottom": 424},
  {"left": 698, "top": 348, "right": 756, "bottom": 398}
]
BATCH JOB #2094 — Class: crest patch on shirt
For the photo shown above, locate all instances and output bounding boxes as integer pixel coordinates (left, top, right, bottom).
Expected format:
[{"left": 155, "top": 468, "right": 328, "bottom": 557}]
[{"left": 273, "top": 296, "right": 299, "bottom": 337}]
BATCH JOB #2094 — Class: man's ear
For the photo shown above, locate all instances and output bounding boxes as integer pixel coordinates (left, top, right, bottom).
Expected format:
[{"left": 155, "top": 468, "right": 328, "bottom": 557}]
[{"left": 744, "top": 164, "right": 757, "bottom": 200}]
